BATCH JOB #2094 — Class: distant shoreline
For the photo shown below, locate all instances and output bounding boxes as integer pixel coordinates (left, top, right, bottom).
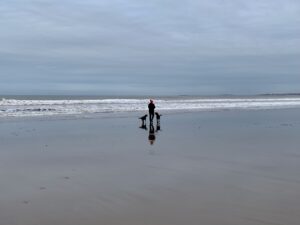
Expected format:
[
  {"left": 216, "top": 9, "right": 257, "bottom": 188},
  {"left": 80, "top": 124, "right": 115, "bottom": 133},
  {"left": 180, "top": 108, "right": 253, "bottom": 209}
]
[{"left": 1, "top": 93, "right": 300, "bottom": 100}]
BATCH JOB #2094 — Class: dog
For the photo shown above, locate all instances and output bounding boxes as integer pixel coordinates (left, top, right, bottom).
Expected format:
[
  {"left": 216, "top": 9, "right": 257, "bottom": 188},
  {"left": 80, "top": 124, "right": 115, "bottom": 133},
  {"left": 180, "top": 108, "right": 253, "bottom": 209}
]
[
  {"left": 155, "top": 112, "right": 162, "bottom": 130},
  {"left": 139, "top": 114, "right": 147, "bottom": 121},
  {"left": 139, "top": 114, "right": 148, "bottom": 130},
  {"left": 139, "top": 114, "right": 147, "bottom": 124},
  {"left": 155, "top": 112, "right": 162, "bottom": 120}
]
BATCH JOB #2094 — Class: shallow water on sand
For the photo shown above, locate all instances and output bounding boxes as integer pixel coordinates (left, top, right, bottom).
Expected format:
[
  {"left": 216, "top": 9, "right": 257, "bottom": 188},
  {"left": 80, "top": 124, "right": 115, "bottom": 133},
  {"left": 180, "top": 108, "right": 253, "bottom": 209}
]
[{"left": 0, "top": 109, "right": 300, "bottom": 225}]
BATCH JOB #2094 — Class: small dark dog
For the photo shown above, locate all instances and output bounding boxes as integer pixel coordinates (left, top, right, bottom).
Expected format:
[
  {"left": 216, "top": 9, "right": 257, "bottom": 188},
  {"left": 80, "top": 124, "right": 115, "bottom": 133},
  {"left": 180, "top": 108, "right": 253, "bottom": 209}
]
[
  {"left": 155, "top": 112, "right": 162, "bottom": 120},
  {"left": 155, "top": 112, "right": 162, "bottom": 130},
  {"left": 139, "top": 114, "right": 147, "bottom": 124}
]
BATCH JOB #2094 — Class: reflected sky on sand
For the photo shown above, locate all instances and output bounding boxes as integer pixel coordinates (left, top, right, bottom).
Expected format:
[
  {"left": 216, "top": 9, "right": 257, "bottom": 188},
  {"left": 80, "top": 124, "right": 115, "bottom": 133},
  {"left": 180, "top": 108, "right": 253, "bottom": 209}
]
[{"left": 1, "top": 110, "right": 300, "bottom": 225}]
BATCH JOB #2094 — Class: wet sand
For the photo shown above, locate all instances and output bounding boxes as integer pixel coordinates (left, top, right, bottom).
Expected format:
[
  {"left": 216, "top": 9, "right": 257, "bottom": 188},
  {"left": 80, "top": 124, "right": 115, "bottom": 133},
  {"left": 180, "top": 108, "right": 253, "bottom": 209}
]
[{"left": 1, "top": 109, "right": 300, "bottom": 225}]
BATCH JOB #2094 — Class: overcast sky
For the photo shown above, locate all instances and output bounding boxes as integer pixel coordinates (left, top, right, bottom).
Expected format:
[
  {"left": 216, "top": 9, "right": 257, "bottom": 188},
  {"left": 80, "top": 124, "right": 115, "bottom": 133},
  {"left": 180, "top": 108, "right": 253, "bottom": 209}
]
[{"left": 0, "top": 0, "right": 299, "bottom": 95}]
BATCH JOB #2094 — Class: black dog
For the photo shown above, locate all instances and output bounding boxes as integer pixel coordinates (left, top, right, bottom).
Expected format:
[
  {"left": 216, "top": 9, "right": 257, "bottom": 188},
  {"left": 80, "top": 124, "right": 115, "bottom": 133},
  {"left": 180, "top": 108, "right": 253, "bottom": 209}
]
[
  {"left": 155, "top": 112, "right": 162, "bottom": 130},
  {"left": 155, "top": 112, "right": 162, "bottom": 120},
  {"left": 139, "top": 114, "right": 147, "bottom": 124},
  {"left": 139, "top": 114, "right": 148, "bottom": 130}
]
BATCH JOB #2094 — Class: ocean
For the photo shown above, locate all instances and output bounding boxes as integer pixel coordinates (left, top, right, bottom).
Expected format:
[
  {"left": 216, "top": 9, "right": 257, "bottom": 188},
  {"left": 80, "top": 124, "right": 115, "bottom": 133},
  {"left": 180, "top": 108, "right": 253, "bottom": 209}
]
[{"left": 1, "top": 95, "right": 300, "bottom": 118}]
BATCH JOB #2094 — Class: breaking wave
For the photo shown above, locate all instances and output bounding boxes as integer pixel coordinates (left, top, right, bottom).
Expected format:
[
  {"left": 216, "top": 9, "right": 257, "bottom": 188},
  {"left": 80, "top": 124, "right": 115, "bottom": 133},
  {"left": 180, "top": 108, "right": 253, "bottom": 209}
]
[{"left": 1, "top": 97, "right": 300, "bottom": 118}]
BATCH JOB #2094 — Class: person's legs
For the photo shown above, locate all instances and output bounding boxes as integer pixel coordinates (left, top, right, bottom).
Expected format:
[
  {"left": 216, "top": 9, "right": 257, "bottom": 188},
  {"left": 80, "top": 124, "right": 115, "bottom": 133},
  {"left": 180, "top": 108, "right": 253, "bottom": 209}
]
[{"left": 149, "top": 112, "right": 154, "bottom": 122}]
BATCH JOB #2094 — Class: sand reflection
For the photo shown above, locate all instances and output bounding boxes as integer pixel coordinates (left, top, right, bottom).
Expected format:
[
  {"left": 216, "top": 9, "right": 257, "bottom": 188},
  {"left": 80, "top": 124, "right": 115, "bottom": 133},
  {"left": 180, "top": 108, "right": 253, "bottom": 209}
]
[{"left": 139, "top": 116, "right": 161, "bottom": 145}]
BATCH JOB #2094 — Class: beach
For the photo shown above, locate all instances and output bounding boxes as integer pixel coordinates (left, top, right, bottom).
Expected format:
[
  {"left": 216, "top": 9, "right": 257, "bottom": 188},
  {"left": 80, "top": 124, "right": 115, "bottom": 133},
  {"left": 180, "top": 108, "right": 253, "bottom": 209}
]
[{"left": 1, "top": 109, "right": 300, "bottom": 225}]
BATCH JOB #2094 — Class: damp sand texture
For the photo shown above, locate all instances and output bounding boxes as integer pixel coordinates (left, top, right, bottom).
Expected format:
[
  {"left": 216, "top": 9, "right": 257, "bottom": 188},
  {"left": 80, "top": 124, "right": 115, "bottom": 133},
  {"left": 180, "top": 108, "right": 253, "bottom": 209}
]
[{"left": 0, "top": 109, "right": 300, "bottom": 225}]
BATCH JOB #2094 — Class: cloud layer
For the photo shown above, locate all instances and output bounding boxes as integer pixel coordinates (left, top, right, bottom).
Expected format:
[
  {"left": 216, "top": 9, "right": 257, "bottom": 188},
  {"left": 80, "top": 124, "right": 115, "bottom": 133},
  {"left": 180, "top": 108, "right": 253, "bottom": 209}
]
[{"left": 1, "top": 0, "right": 300, "bottom": 95}]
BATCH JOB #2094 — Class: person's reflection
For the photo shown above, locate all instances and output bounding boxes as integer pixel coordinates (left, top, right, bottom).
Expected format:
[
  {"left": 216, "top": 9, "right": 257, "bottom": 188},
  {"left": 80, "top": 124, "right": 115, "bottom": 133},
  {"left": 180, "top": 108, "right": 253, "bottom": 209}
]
[{"left": 148, "top": 122, "right": 156, "bottom": 145}]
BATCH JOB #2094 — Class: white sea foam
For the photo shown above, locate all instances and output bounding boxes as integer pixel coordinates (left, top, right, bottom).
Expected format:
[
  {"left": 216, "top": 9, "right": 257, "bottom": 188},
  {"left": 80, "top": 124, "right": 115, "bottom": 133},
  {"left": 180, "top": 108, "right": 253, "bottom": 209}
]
[{"left": 1, "top": 97, "right": 300, "bottom": 118}]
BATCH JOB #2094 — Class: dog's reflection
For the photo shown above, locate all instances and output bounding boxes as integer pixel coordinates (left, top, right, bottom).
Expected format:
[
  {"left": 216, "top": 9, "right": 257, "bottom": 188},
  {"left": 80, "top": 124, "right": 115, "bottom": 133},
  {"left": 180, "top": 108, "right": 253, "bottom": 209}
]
[{"left": 155, "top": 113, "right": 161, "bottom": 132}]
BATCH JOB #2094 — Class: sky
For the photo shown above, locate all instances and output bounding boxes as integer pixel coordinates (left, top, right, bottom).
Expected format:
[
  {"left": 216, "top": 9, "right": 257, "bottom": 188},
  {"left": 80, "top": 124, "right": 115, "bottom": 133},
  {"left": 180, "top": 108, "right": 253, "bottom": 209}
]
[{"left": 0, "top": 0, "right": 299, "bottom": 96}]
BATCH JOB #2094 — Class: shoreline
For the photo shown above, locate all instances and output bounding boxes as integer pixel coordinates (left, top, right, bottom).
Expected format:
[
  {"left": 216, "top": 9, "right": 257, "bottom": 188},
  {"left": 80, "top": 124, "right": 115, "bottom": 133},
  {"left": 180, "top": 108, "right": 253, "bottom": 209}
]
[
  {"left": 1, "top": 106, "right": 300, "bottom": 122},
  {"left": 2, "top": 95, "right": 300, "bottom": 119}
]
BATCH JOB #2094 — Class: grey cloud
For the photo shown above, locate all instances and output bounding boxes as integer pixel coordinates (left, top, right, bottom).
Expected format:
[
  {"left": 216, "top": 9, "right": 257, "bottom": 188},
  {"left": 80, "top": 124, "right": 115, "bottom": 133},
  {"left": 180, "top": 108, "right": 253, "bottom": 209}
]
[{"left": 0, "top": 0, "right": 299, "bottom": 95}]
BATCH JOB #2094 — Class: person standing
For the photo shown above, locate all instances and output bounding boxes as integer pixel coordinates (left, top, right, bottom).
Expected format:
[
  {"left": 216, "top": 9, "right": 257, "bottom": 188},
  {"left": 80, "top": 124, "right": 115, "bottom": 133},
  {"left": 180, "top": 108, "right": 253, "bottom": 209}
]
[{"left": 148, "top": 99, "right": 155, "bottom": 122}]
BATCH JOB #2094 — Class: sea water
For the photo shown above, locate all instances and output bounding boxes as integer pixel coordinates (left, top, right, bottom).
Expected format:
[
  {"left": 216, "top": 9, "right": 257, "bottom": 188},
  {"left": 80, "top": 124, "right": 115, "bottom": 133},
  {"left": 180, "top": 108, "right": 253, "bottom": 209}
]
[{"left": 1, "top": 95, "right": 300, "bottom": 118}]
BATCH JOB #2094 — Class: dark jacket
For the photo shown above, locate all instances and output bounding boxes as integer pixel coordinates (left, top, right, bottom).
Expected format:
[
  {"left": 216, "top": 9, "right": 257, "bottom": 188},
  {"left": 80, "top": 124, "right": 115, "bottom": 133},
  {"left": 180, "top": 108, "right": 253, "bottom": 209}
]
[{"left": 148, "top": 103, "right": 155, "bottom": 114}]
